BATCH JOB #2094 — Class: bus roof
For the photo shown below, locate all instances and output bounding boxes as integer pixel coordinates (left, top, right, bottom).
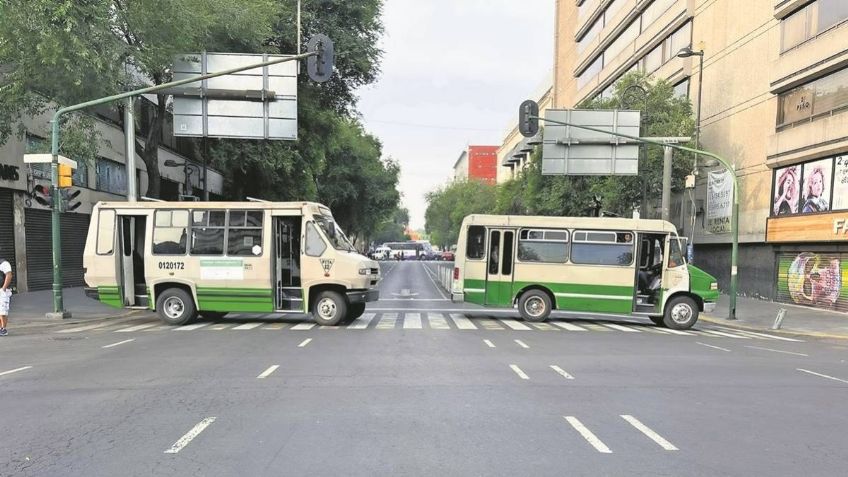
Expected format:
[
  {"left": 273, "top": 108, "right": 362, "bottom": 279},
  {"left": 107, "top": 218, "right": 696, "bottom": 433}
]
[
  {"left": 93, "top": 200, "right": 332, "bottom": 214},
  {"left": 461, "top": 214, "right": 678, "bottom": 234}
]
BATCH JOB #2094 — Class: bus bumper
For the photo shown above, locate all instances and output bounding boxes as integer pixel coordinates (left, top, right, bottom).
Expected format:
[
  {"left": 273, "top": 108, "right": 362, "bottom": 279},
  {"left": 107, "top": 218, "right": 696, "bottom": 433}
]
[
  {"left": 703, "top": 301, "right": 716, "bottom": 313},
  {"left": 452, "top": 292, "right": 464, "bottom": 303},
  {"left": 84, "top": 287, "right": 100, "bottom": 301},
  {"left": 347, "top": 289, "right": 379, "bottom": 304}
]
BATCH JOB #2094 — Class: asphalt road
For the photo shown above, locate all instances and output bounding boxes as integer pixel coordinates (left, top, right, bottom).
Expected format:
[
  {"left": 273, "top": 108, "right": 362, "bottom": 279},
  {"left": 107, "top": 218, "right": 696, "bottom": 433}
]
[{"left": 2, "top": 260, "right": 847, "bottom": 476}]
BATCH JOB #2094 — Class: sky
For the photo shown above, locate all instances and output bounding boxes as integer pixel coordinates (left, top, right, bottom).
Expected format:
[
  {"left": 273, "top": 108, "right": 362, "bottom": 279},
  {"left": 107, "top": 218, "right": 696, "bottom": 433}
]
[{"left": 357, "top": 0, "right": 556, "bottom": 230}]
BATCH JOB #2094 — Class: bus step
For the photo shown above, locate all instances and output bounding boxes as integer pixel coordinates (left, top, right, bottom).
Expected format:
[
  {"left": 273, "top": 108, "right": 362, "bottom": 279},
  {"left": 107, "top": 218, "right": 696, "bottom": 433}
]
[{"left": 134, "top": 295, "right": 150, "bottom": 307}]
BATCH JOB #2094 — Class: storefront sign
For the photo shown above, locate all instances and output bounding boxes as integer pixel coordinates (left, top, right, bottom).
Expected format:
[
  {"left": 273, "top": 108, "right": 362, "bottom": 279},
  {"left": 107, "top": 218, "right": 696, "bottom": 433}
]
[
  {"left": 776, "top": 252, "right": 847, "bottom": 312},
  {"left": 767, "top": 214, "right": 848, "bottom": 242},
  {"left": 706, "top": 170, "right": 732, "bottom": 234}
]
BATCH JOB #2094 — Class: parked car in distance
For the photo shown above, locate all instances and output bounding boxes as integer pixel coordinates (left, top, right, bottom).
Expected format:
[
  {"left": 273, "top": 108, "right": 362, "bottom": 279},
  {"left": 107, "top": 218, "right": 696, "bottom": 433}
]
[{"left": 441, "top": 250, "right": 455, "bottom": 261}]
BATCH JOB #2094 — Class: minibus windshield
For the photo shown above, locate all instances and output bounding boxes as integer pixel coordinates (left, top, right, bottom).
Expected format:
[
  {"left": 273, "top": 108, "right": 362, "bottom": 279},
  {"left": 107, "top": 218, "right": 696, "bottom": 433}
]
[{"left": 315, "top": 215, "right": 356, "bottom": 252}]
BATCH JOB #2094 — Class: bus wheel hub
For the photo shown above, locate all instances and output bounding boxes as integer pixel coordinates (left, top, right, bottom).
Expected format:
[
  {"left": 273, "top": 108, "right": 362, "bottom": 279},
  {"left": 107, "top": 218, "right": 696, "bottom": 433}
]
[
  {"left": 318, "top": 298, "right": 336, "bottom": 318},
  {"left": 671, "top": 303, "right": 692, "bottom": 323}
]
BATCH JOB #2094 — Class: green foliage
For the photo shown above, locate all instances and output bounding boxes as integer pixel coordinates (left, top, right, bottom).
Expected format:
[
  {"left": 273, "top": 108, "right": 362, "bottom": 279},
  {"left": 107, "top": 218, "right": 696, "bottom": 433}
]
[
  {"left": 424, "top": 180, "right": 498, "bottom": 248},
  {"left": 372, "top": 207, "right": 410, "bottom": 245}
]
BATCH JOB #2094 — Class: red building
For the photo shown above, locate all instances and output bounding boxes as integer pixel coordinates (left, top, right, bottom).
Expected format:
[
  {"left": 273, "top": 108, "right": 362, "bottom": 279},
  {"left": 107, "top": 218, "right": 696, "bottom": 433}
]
[{"left": 453, "top": 145, "right": 498, "bottom": 183}]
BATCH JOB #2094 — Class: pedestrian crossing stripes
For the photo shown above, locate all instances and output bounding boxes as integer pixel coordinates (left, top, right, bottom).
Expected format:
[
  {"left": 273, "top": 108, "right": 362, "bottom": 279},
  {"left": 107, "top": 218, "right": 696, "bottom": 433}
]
[{"left": 55, "top": 313, "right": 799, "bottom": 341}]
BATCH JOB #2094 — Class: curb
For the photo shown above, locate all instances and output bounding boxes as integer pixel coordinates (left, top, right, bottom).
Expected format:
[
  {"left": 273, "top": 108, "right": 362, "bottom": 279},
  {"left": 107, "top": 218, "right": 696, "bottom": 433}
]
[
  {"left": 700, "top": 315, "right": 848, "bottom": 340},
  {"left": 12, "top": 309, "right": 150, "bottom": 330}
]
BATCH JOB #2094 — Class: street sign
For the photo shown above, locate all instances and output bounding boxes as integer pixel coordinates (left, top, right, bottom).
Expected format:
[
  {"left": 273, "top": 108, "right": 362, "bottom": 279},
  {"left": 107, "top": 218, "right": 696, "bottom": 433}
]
[
  {"left": 306, "top": 34, "right": 334, "bottom": 83},
  {"left": 541, "top": 109, "right": 640, "bottom": 176},
  {"left": 172, "top": 52, "right": 298, "bottom": 140},
  {"left": 518, "top": 100, "right": 539, "bottom": 137}
]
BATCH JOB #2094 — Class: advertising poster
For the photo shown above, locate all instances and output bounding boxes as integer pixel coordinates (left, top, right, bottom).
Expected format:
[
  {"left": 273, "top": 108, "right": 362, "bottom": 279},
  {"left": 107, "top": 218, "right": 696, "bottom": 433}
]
[
  {"left": 832, "top": 156, "right": 848, "bottom": 210},
  {"left": 776, "top": 252, "right": 848, "bottom": 312},
  {"left": 771, "top": 165, "right": 800, "bottom": 216},
  {"left": 707, "top": 170, "right": 733, "bottom": 234},
  {"left": 800, "top": 158, "right": 832, "bottom": 214}
]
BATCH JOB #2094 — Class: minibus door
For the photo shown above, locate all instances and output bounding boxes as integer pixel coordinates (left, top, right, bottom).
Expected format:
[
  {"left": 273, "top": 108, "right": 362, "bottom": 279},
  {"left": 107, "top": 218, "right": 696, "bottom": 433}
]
[
  {"left": 485, "top": 229, "right": 515, "bottom": 307},
  {"left": 273, "top": 216, "right": 303, "bottom": 311},
  {"left": 117, "top": 215, "right": 148, "bottom": 307},
  {"left": 660, "top": 235, "right": 689, "bottom": 307}
]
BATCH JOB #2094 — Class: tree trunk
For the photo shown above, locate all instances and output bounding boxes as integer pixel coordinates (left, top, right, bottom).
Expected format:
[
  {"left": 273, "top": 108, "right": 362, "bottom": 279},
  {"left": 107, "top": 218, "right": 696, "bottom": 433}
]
[{"left": 137, "top": 94, "right": 167, "bottom": 198}]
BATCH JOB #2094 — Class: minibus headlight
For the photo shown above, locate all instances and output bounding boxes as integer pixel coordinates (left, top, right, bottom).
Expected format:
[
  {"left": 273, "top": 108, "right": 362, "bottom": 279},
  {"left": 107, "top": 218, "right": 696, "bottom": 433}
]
[
  {"left": 359, "top": 268, "right": 368, "bottom": 275},
  {"left": 710, "top": 282, "right": 718, "bottom": 291}
]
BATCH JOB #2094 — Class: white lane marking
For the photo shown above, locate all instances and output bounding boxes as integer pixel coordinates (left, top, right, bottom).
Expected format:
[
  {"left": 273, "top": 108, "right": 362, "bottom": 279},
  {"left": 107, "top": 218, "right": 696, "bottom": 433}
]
[
  {"left": 509, "top": 364, "right": 530, "bottom": 380},
  {"left": 232, "top": 322, "right": 263, "bottom": 330},
  {"left": 421, "top": 262, "right": 449, "bottom": 300},
  {"left": 797, "top": 368, "right": 848, "bottom": 385},
  {"left": 552, "top": 321, "right": 587, "bottom": 331},
  {"left": 262, "top": 324, "right": 286, "bottom": 330},
  {"left": 298, "top": 338, "right": 312, "bottom": 348},
  {"left": 746, "top": 345, "right": 808, "bottom": 357},
  {"left": 621, "top": 415, "right": 678, "bottom": 451},
  {"left": 0, "top": 366, "right": 32, "bottom": 377},
  {"left": 164, "top": 417, "right": 217, "bottom": 454},
  {"left": 483, "top": 339, "right": 496, "bottom": 348},
  {"left": 719, "top": 328, "right": 804, "bottom": 342},
  {"left": 514, "top": 339, "right": 530, "bottom": 349},
  {"left": 376, "top": 313, "right": 398, "bottom": 329},
  {"left": 499, "top": 319, "right": 531, "bottom": 331},
  {"left": 564, "top": 416, "right": 612, "bottom": 453},
  {"left": 550, "top": 365, "right": 574, "bottom": 380},
  {"left": 209, "top": 324, "right": 234, "bottom": 331},
  {"left": 257, "top": 365, "right": 279, "bottom": 379},
  {"left": 641, "top": 326, "right": 672, "bottom": 334},
  {"left": 115, "top": 323, "right": 158, "bottom": 333},
  {"left": 696, "top": 342, "right": 731, "bottom": 352},
  {"left": 291, "top": 322, "right": 316, "bottom": 330},
  {"left": 348, "top": 312, "right": 376, "bottom": 329},
  {"left": 700, "top": 329, "right": 749, "bottom": 339},
  {"left": 58, "top": 323, "right": 111, "bottom": 333},
  {"left": 602, "top": 323, "right": 640, "bottom": 332},
  {"left": 403, "top": 313, "right": 422, "bottom": 329},
  {"left": 145, "top": 325, "right": 173, "bottom": 331},
  {"left": 477, "top": 318, "right": 504, "bottom": 330},
  {"left": 450, "top": 313, "right": 477, "bottom": 330},
  {"left": 659, "top": 328, "right": 694, "bottom": 336},
  {"left": 102, "top": 339, "right": 135, "bottom": 349},
  {"left": 174, "top": 323, "right": 210, "bottom": 331},
  {"left": 529, "top": 322, "right": 559, "bottom": 331},
  {"left": 428, "top": 313, "right": 451, "bottom": 329}
]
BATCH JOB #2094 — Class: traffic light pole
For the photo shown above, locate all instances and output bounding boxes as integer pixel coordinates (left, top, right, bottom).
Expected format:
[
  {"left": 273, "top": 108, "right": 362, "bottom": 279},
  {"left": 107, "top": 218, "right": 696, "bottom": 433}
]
[
  {"left": 531, "top": 115, "right": 739, "bottom": 320},
  {"left": 46, "top": 51, "right": 318, "bottom": 318}
]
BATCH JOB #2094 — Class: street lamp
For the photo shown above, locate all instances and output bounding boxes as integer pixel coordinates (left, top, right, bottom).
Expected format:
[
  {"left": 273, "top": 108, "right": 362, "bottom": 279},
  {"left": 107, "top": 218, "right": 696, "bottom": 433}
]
[
  {"left": 164, "top": 159, "right": 204, "bottom": 200},
  {"left": 677, "top": 46, "right": 705, "bottom": 261}
]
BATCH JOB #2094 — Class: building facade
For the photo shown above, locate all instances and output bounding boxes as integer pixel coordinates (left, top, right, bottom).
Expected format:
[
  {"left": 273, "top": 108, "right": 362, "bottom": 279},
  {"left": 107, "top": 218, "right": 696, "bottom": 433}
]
[
  {"left": 554, "top": 0, "right": 848, "bottom": 311},
  {"left": 0, "top": 103, "right": 224, "bottom": 292},
  {"left": 452, "top": 145, "right": 499, "bottom": 183}
]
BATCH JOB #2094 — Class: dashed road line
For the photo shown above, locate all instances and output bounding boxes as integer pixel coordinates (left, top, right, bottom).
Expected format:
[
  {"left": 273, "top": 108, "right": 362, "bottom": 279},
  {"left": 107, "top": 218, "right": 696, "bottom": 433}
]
[
  {"left": 550, "top": 365, "right": 574, "bottom": 380},
  {"left": 746, "top": 345, "right": 808, "bottom": 357},
  {"left": 509, "top": 364, "right": 529, "bottom": 380},
  {"left": 0, "top": 366, "right": 32, "bottom": 377},
  {"left": 564, "top": 416, "right": 612, "bottom": 453},
  {"left": 621, "top": 415, "right": 678, "bottom": 451},
  {"left": 257, "top": 365, "right": 280, "bottom": 379},
  {"left": 298, "top": 338, "right": 312, "bottom": 348},
  {"left": 696, "top": 342, "right": 731, "bottom": 352},
  {"left": 483, "top": 339, "right": 496, "bottom": 348},
  {"left": 164, "top": 417, "right": 217, "bottom": 454},
  {"left": 514, "top": 339, "right": 530, "bottom": 349},
  {"left": 348, "top": 312, "right": 376, "bottom": 329},
  {"left": 102, "top": 339, "right": 135, "bottom": 349},
  {"left": 700, "top": 329, "right": 749, "bottom": 339},
  {"left": 720, "top": 328, "right": 804, "bottom": 342},
  {"left": 797, "top": 368, "right": 848, "bottom": 385}
]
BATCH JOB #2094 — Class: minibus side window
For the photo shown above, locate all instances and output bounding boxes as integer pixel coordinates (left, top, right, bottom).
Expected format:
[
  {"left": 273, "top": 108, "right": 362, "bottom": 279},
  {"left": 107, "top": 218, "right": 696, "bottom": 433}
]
[
  {"left": 305, "top": 222, "right": 327, "bottom": 257},
  {"left": 228, "top": 210, "right": 264, "bottom": 256},
  {"left": 190, "top": 210, "right": 226, "bottom": 255},
  {"left": 668, "top": 237, "right": 685, "bottom": 268},
  {"left": 152, "top": 210, "right": 189, "bottom": 255},
  {"left": 466, "top": 226, "right": 486, "bottom": 260},
  {"left": 571, "top": 230, "right": 634, "bottom": 266},
  {"left": 96, "top": 209, "right": 115, "bottom": 255},
  {"left": 517, "top": 228, "right": 569, "bottom": 263}
]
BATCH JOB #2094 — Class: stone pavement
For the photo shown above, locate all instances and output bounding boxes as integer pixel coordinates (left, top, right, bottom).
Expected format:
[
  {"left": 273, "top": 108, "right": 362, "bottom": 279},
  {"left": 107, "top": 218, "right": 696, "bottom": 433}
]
[
  {"left": 702, "top": 293, "right": 848, "bottom": 339},
  {"left": 6, "top": 287, "right": 145, "bottom": 329}
]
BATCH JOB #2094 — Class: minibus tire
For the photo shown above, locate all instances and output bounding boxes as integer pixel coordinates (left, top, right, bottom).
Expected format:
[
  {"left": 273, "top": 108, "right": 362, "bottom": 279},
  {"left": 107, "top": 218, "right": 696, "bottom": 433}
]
[
  {"left": 663, "top": 296, "right": 699, "bottom": 330},
  {"left": 312, "top": 290, "right": 347, "bottom": 326},
  {"left": 518, "top": 290, "right": 552, "bottom": 322},
  {"left": 156, "top": 288, "right": 197, "bottom": 326},
  {"left": 347, "top": 303, "right": 366, "bottom": 321},
  {"left": 202, "top": 311, "right": 227, "bottom": 320},
  {"left": 649, "top": 316, "right": 665, "bottom": 327}
]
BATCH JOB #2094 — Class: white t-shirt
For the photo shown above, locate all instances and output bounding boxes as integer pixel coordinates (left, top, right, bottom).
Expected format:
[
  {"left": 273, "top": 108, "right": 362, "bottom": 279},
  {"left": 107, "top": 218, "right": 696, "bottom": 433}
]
[{"left": 0, "top": 261, "right": 10, "bottom": 296}]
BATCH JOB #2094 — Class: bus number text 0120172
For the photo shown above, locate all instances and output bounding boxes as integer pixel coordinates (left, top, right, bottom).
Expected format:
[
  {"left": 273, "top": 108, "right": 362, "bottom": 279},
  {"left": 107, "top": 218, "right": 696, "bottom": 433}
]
[{"left": 158, "top": 261, "right": 185, "bottom": 270}]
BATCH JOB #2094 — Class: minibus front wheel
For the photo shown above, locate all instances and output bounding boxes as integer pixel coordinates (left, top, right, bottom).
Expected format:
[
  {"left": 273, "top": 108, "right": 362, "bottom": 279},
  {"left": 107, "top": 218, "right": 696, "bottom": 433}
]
[
  {"left": 518, "top": 290, "right": 552, "bottom": 322},
  {"left": 312, "top": 290, "right": 347, "bottom": 326},
  {"left": 663, "top": 295, "right": 699, "bottom": 330}
]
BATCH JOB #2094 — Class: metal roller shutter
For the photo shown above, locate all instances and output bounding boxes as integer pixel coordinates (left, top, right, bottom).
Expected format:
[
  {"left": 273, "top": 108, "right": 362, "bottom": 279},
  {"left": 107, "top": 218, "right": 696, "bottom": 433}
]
[
  {"left": 25, "top": 209, "right": 91, "bottom": 291},
  {"left": 776, "top": 251, "right": 847, "bottom": 312},
  {"left": 0, "top": 190, "right": 16, "bottom": 289}
]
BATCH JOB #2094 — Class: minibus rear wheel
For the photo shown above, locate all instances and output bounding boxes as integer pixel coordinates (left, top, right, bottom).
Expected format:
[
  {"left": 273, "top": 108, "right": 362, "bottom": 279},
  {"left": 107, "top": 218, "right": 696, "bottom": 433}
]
[
  {"left": 156, "top": 288, "right": 197, "bottom": 326},
  {"left": 663, "top": 296, "right": 699, "bottom": 330},
  {"left": 312, "top": 290, "right": 347, "bottom": 326},
  {"left": 518, "top": 290, "right": 552, "bottom": 322}
]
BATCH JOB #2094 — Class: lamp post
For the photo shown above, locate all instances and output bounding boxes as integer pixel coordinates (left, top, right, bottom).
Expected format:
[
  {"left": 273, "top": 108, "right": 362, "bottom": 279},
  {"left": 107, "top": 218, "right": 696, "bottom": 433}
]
[
  {"left": 677, "top": 46, "right": 705, "bottom": 262},
  {"left": 164, "top": 159, "right": 203, "bottom": 200}
]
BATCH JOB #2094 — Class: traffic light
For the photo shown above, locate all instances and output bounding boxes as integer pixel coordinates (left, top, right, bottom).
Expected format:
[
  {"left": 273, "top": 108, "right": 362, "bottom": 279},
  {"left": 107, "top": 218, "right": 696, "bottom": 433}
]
[
  {"left": 306, "top": 34, "right": 335, "bottom": 83},
  {"left": 61, "top": 189, "right": 82, "bottom": 212},
  {"left": 32, "top": 184, "right": 52, "bottom": 207},
  {"left": 58, "top": 164, "right": 73, "bottom": 188},
  {"left": 519, "top": 100, "right": 540, "bottom": 138}
]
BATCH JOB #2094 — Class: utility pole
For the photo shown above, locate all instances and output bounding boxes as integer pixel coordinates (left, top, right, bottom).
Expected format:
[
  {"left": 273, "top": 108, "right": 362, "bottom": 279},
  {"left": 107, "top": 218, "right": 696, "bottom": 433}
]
[
  {"left": 125, "top": 98, "right": 137, "bottom": 202},
  {"left": 661, "top": 146, "right": 673, "bottom": 221}
]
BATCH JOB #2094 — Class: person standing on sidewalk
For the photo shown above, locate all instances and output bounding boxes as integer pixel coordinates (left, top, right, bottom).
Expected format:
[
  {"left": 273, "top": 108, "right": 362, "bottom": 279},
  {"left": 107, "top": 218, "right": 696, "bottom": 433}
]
[{"left": 0, "top": 256, "right": 12, "bottom": 336}]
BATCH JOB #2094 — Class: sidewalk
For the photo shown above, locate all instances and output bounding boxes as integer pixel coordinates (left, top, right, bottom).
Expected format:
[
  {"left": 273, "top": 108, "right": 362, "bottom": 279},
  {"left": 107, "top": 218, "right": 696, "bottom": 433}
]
[
  {"left": 702, "top": 294, "right": 848, "bottom": 340},
  {"left": 8, "top": 287, "right": 146, "bottom": 329}
]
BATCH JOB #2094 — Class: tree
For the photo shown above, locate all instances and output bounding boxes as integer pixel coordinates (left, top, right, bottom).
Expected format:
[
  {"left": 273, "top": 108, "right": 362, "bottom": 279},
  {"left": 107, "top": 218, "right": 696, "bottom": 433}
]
[{"left": 425, "top": 180, "right": 498, "bottom": 248}]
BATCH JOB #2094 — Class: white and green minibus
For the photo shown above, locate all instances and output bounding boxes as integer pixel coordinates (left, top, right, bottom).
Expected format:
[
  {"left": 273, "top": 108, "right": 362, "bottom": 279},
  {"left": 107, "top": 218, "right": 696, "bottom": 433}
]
[
  {"left": 83, "top": 201, "right": 380, "bottom": 326},
  {"left": 451, "top": 215, "right": 719, "bottom": 329}
]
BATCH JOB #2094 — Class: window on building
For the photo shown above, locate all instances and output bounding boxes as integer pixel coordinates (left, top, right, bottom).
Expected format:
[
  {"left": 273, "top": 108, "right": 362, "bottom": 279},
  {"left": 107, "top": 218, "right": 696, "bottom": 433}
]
[
  {"left": 25, "top": 134, "right": 51, "bottom": 180},
  {"left": 96, "top": 158, "right": 128, "bottom": 196},
  {"left": 673, "top": 78, "right": 690, "bottom": 99},
  {"left": 777, "top": 67, "right": 848, "bottom": 127},
  {"left": 641, "top": 0, "right": 676, "bottom": 30},
  {"left": 578, "top": 55, "right": 604, "bottom": 90},
  {"left": 466, "top": 225, "right": 486, "bottom": 260},
  {"left": 190, "top": 210, "right": 226, "bottom": 255},
  {"left": 73, "top": 161, "right": 88, "bottom": 187},
  {"left": 643, "top": 44, "right": 664, "bottom": 73},
  {"left": 571, "top": 230, "right": 634, "bottom": 266},
  {"left": 665, "top": 22, "right": 692, "bottom": 60},
  {"left": 782, "top": 0, "right": 848, "bottom": 52},
  {"left": 153, "top": 210, "right": 189, "bottom": 255},
  {"left": 605, "top": 20, "right": 639, "bottom": 64},
  {"left": 227, "top": 210, "right": 264, "bottom": 256},
  {"left": 518, "top": 229, "right": 569, "bottom": 263},
  {"left": 604, "top": 0, "right": 624, "bottom": 23},
  {"left": 577, "top": 16, "right": 603, "bottom": 54}
]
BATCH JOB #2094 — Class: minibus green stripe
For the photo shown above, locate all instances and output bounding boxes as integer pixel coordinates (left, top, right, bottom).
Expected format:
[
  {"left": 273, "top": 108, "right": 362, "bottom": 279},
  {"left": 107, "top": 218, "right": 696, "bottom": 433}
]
[
  {"left": 463, "top": 279, "right": 634, "bottom": 312},
  {"left": 98, "top": 286, "right": 122, "bottom": 308}
]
